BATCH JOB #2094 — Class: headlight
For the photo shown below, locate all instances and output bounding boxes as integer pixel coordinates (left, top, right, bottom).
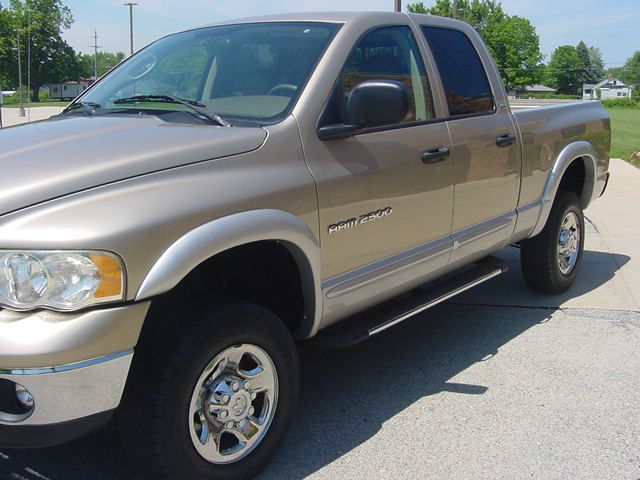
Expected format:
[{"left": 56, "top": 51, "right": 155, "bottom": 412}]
[{"left": 0, "top": 251, "right": 125, "bottom": 311}]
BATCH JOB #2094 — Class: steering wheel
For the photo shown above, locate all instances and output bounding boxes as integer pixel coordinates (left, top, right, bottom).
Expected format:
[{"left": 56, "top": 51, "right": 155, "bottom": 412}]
[
  {"left": 128, "top": 54, "right": 158, "bottom": 80},
  {"left": 268, "top": 84, "right": 298, "bottom": 97}
]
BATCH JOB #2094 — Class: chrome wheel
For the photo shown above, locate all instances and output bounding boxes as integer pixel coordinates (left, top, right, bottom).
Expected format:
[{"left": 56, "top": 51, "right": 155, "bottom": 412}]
[
  {"left": 188, "top": 344, "right": 278, "bottom": 464},
  {"left": 557, "top": 211, "right": 580, "bottom": 275}
]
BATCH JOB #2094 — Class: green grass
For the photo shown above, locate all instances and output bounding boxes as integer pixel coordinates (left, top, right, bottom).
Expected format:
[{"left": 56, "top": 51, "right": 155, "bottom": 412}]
[
  {"left": 607, "top": 108, "right": 640, "bottom": 167},
  {"left": 2, "top": 101, "right": 68, "bottom": 108}
]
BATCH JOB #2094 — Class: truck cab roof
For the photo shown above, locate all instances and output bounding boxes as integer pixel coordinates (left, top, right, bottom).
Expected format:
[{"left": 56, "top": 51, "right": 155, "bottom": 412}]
[{"left": 201, "top": 10, "right": 470, "bottom": 29}]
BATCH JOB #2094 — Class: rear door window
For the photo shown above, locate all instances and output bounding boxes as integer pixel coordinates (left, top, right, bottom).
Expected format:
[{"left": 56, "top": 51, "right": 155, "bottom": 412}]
[{"left": 420, "top": 26, "right": 494, "bottom": 116}]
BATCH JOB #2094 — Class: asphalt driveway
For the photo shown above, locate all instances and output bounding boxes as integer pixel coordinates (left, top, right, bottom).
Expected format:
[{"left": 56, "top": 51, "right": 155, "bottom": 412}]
[{"left": 1, "top": 159, "right": 638, "bottom": 480}]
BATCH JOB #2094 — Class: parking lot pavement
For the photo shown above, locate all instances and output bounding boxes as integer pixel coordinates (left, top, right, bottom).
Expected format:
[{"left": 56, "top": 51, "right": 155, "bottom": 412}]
[
  {"left": 1, "top": 159, "right": 639, "bottom": 480},
  {"left": 0, "top": 106, "right": 64, "bottom": 127}
]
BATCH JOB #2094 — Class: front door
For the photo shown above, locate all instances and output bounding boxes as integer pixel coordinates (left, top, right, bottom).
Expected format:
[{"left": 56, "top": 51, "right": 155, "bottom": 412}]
[{"left": 302, "top": 25, "right": 455, "bottom": 323}]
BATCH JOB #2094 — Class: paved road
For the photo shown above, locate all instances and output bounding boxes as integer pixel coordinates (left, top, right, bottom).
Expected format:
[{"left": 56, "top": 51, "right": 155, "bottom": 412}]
[
  {"left": 1, "top": 158, "right": 638, "bottom": 480},
  {"left": 0, "top": 106, "right": 64, "bottom": 127}
]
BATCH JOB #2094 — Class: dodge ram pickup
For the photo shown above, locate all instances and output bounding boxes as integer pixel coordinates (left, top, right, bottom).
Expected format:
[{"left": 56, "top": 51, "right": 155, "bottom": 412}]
[{"left": 0, "top": 11, "right": 610, "bottom": 480}]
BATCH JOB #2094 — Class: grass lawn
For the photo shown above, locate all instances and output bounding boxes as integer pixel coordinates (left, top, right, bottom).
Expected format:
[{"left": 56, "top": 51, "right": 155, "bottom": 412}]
[
  {"left": 2, "top": 101, "right": 68, "bottom": 108},
  {"left": 607, "top": 108, "right": 640, "bottom": 167}
]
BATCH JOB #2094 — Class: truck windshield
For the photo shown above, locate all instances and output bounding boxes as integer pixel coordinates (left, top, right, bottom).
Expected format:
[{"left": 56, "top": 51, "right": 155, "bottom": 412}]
[{"left": 73, "top": 22, "right": 339, "bottom": 124}]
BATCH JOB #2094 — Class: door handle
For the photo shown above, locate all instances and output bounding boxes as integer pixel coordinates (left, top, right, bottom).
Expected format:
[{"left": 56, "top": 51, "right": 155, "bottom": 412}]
[
  {"left": 496, "top": 133, "right": 517, "bottom": 148},
  {"left": 421, "top": 147, "right": 450, "bottom": 164}
]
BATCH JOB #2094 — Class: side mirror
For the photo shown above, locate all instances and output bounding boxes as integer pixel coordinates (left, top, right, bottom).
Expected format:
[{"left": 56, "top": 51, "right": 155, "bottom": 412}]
[
  {"left": 347, "top": 80, "right": 410, "bottom": 126},
  {"left": 318, "top": 80, "right": 411, "bottom": 140}
]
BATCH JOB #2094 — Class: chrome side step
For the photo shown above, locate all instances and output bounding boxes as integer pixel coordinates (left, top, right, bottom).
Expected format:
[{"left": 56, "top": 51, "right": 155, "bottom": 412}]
[{"left": 314, "top": 257, "right": 508, "bottom": 348}]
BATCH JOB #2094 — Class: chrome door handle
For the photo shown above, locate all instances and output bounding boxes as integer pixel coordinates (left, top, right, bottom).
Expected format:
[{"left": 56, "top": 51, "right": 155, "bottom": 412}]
[
  {"left": 496, "top": 133, "right": 517, "bottom": 147},
  {"left": 421, "top": 147, "right": 450, "bottom": 164}
]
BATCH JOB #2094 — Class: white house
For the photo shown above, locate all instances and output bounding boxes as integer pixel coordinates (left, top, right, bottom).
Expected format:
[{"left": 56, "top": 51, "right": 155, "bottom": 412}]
[
  {"left": 583, "top": 77, "right": 634, "bottom": 100},
  {"left": 48, "top": 81, "right": 90, "bottom": 101}
]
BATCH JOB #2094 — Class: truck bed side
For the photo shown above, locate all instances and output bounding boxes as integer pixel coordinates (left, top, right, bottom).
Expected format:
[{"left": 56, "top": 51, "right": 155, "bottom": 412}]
[{"left": 511, "top": 101, "right": 610, "bottom": 241}]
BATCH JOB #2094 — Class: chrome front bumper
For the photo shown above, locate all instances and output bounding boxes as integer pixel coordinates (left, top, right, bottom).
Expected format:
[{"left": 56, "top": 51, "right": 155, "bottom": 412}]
[
  {"left": 1, "top": 351, "right": 133, "bottom": 426},
  {"left": 0, "top": 302, "right": 149, "bottom": 435}
]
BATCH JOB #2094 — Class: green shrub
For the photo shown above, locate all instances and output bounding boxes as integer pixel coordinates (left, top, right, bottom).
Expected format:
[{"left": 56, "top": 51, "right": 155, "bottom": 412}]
[
  {"left": 8, "top": 87, "right": 30, "bottom": 104},
  {"left": 39, "top": 91, "right": 49, "bottom": 102},
  {"left": 601, "top": 98, "right": 640, "bottom": 109}
]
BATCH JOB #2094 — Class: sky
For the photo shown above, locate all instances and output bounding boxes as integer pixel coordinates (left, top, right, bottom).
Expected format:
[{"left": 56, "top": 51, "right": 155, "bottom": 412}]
[{"left": 62, "top": 0, "right": 639, "bottom": 68}]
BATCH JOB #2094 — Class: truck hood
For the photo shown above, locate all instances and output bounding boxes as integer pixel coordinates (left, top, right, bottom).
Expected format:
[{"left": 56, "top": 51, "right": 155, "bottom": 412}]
[{"left": 0, "top": 115, "right": 267, "bottom": 215}]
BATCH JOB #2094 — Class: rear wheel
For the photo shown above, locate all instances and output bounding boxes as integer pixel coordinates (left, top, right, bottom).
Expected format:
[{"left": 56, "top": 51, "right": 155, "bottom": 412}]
[
  {"left": 521, "top": 190, "right": 585, "bottom": 294},
  {"left": 118, "top": 300, "right": 299, "bottom": 480}
]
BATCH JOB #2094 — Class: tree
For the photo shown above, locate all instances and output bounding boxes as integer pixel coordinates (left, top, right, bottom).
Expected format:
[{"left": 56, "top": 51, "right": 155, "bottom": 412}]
[
  {"left": 8, "top": 0, "right": 79, "bottom": 101},
  {"left": 482, "top": 15, "right": 543, "bottom": 89},
  {"left": 575, "top": 41, "right": 591, "bottom": 86},
  {"left": 407, "top": 1, "right": 429, "bottom": 13},
  {"left": 622, "top": 51, "right": 640, "bottom": 86},
  {"left": 407, "top": 1, "right": 543, "bottom": 89},
  {"left": 546, "top": 45, "right": 582, "bottom": 95},
  {"left": 0, "top": 2, "right": 16, "bottom": 89},
  {"left": 607, "top": 66, "right": 625, "bottom": 81},
  {"left": 575, "top": 41, "right": 605, "bottom": 86},
  {"left": 588, "top": 47, "right": 605, "bottom": 83},
  {"left": 408, "top": 0, "right": 505, "bottom": 30},
  {"left": 78, "top": 51, "right": 125, "bottom": 79}
]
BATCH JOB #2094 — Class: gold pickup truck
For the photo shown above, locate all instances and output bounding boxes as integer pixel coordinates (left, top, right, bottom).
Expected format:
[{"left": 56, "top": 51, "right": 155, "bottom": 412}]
[{"left": 0, "top": 11, "right": 610, "bottom": 480}]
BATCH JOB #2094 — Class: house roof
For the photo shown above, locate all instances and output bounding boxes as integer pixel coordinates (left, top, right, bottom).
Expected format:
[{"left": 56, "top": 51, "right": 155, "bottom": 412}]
[
  {"left": 590, "top": 77, "right": 628, "bottom": 89},
  {"left": 524, "top": 84, "right": 557, "bottom": 92}
]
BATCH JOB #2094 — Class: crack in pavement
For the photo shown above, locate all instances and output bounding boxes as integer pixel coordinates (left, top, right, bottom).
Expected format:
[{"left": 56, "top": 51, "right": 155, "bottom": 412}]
[
  {"left": 448, "top": 301, "right": 640, "bottom": 315},
  {"left": 0, "top": 451, "right": 51, "bottom": 480}
]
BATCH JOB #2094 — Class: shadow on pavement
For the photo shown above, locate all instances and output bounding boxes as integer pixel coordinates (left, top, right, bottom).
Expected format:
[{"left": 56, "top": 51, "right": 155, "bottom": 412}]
[
  {"left": 453, "top": 250, "right": 632, "bottom": 309},
  {"left": 0, "top": 250, "right": 630, "bottom": 480}
]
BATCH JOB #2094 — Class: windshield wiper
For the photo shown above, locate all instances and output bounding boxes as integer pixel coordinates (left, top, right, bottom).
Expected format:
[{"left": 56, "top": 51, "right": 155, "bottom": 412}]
[
  {"left": 63, "top": 101, "right": 101, "bottom": 116},
  {"left": 113, "top": 95, "right": 231, "bottom": 127}
]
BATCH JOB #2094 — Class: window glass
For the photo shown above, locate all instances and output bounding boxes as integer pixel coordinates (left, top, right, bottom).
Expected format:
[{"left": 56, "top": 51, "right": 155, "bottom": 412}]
[
  {"left": 127, "top": 43, "right": 210, "bottom": 101},
  {"left": 421, "top": 26, "right": 494, "bottom": 116},
  {"left": 79, "top": 23, "right": 338, "bottom": 123},
  {"left": 342, "top": 26, "right": 434, "bottom": 123}
]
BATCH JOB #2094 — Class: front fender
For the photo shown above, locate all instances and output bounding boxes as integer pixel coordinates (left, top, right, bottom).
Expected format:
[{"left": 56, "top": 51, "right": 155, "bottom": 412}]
[{"left": 136, "top": 209, "right": 323, "bottom": 338}]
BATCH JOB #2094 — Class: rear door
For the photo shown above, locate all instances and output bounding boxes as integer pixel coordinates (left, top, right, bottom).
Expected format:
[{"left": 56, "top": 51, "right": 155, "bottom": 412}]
[{"left": 418, "top": 24, "right": 520, "bottom": 266}]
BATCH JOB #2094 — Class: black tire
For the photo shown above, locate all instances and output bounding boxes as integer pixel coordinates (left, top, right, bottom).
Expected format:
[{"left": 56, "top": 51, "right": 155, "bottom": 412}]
[
  {"left": 117, "top": 300, "right": 299, "bottom": 480},
  {"left": 521, "top": 190, "right": 585, "bottom": 294}
]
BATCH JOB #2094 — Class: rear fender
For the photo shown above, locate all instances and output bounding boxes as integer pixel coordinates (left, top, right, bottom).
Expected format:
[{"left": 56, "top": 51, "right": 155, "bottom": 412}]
[{"left": 531, "top": 141, "right": 599, "bottom": 237}]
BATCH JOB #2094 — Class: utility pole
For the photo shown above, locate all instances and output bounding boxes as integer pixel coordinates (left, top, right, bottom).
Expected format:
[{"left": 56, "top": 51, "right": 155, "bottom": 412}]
[
  {"left": 27, "top": 6, "right": 31, "bottom": 121},
  {"left": 0, "top": 80, "right": 4, "bottom": 129},
  {"left": 16, "top": 29, "right": 25, "bottom": 117},
  {"left": 124, "top": 2, "right": 138, "bottom": 56},
  {"left": 394, "top": 0, "right": 401, "bottom": 12},
  {"left": 452, "top": 0, "right": 458, "bottom": 19},
  {"left": 91, "top": 30, "right": 101, "bottom": 80}
]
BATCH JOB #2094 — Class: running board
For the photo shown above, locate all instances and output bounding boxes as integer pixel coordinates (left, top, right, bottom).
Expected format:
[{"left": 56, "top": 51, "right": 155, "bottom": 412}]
[{"left": 314, "top": 257, "right": 508, "bottom": 348}]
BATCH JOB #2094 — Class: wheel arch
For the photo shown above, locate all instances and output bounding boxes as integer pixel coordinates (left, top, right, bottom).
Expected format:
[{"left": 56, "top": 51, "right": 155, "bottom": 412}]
[
  {"left": 531, "top": 141, "right": 598, "bottom": 237},
  {"left": 135, "top": 209, "right": 323, "bottom": 339}
]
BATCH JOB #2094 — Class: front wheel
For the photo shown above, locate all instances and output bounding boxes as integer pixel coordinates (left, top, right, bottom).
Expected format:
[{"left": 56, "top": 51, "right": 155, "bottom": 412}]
[
  {"left": 521, "top": 191, "right": 585, "bottom": 294},
  {"left": 118, "top": 300, "right": 299, "bottom": 480}
]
